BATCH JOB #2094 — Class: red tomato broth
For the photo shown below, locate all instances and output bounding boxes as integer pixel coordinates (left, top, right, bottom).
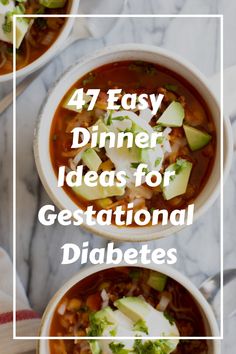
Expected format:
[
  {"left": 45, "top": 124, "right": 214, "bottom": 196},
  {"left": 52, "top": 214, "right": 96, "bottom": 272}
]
[
  {"left": 49, "top": 267, "right": 208, "bottom": 354},
  {"left": 49, "top": 60, "right": 216, "bottom": 224}
]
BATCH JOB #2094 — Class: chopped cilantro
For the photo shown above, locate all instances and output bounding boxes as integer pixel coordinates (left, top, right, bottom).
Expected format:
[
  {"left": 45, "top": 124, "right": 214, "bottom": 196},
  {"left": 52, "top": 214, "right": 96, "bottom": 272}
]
[
  {"left": 130, "top": 162, "right": 149, "bottom": 174},
  {"left": 156, "top": 136, "right": 164, "bottom": 144},
  {"left": 2, "top": 4, "right": 26, "bottom": 34},
  {"left": 87, "top": 313, "right": 113, "bottom": 337},
  {"left": 163, "top": 311, "right": 175, "bottom": 326},
  {"left": 109, "top": 328, "right": 117, "bottom": 336},
  {"left": 107, "top": 110, "right": 113, "bottom": 126},
  {"left": 2, "top": 19, "right": 12, "bottom": 33},
  {"left": 168, "top": 159, "right": 188, "bottom": 182},
  {"left": 109, "top": 342, "right": 129, "bottom": 354},
  {"left": 0, "top": 0, "right": 9, "bottom": 5},
  {"left": 130, "top": 162, "right": 140, "bottom": 169},
  {"left": 153, "top": 125, "right": 164, "bottom": 132},
  {"left": 164, "top": 84, "right": 178, "bottom": 92},
  {"left": 129, "top": 62, "right": 157, "bottom": 76},
  {"left": 112, "top": 115, "right": 129, "bottom": 121},
  {"left": 173, "top": 159, "right": 188, "bottom": 174},
  {"left": 155, "top": 157, "right": 162, "bottom": 167},
  {"left": 82, "top": 72, "right": 95, "bottom": 86},
  {"left": 133, "top": 319, "right": 149, "bottom": 335},
  {"left": 133, "top": 339, "right": 176, "bottom": 354}
]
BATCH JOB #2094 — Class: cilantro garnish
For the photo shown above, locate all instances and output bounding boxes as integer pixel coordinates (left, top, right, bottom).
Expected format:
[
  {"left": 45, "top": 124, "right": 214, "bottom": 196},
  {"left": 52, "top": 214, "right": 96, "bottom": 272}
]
[
  {"left": 164, "top": 84, "right": 178, "bottom": 92},
  {"left": 133, "top": 319, "right": 149, "bottom": 335},
  {"left": 163, "top": 311, "right": 175, "bottom": 326},
  {"left": 155, "top": 158, "right": 162, "bottom": 167},
  {"left": 82, "top": 72, "right": 96, "bottom": 86},
  {"left": 109, "top": 342, "right": 129, "bottom": 354},
  {"left": 133, "top": 339, "right": 176, "bottom": 354},
  {"left": 112, "top": 115, "right": 129, "bottom": 121},
  {"left": 0, "top": 0, "right": 9, "bottom": 5},
  {"left": 87, "top": 313, "right": 113, "bottom": 337}
]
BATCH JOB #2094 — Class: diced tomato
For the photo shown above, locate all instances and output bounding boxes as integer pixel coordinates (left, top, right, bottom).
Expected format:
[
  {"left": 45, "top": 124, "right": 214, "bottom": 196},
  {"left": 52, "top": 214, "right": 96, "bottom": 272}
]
[{"left": 86, "top": 293, "right": 102, "bottom": 311}]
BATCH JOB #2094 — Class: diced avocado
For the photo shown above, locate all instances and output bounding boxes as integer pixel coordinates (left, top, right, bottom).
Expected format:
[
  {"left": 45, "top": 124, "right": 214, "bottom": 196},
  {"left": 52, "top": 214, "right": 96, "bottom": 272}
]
[
  {"left": 137, "top": 147, "right": 149, "bottom": 162},
  {"left": 183, "top": 124, "right": 212, "bottom": 151},
  {"left": 62, "top": 88, "right": 91, "bottom": 113},
  {"left": 114, "top": 297, "right": 151, "bottom": 323},
  {"left": 147, "top": 271, "right": 167, "bottom": 292},
  {"left": 89, "top": 341, "right": 101, "bottom": 354},
  {"left": 163, "top": 159, "right": 192, "bottom": 200},
  {"left": 89, "top": 119, "right": 109, "bottom": 146},
  {"left": 96, "top": 119, "right": 109, "bottom": 135},
  {"left": 72, "top": 180, "right": 125, "bottom": 201},
  {"left": 15, "top": 18, "right": 31, "bottom": 49},
  {"left": 0, "top": 2, "right": 31, "bottom": 49},
  {"left": 39, "top": 0, "right": 66, "bottom": 8},
  {"left": 113, "top": 310, "right": 133, "bottom": 329},
  {"left": 82, "top": 148, "right": 102, "bottom": 172},
  {"left": 157, "top": 101, "right": 184, "bottom": 127}
]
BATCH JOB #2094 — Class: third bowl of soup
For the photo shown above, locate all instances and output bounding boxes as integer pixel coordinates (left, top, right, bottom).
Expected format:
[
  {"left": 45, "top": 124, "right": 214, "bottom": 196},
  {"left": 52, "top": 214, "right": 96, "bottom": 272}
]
[{"left": 37, "top": 264, "right": 220, "bottom": 354}]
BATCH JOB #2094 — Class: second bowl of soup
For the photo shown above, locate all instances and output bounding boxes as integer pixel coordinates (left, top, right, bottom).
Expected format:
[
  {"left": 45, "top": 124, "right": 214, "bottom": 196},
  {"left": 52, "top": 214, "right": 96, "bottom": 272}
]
[
  {"left": 38, "top": 264, "right": 220, "bottom": 354},
  {"left": 34, "top": 44, "right": 232, "bottom": 241}
]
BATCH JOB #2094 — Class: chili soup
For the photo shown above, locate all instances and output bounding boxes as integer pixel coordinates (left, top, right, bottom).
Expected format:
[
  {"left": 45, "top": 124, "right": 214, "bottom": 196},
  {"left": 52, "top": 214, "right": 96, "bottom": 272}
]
[
  {"left": 49, "top": 267, "right": 209, "bottom": 354},
  {"left": 50, "top": 60, "right": 216, "bottom": 225},
  {"left": 0, "top": 0, "right": 70, "bottom": 75}
]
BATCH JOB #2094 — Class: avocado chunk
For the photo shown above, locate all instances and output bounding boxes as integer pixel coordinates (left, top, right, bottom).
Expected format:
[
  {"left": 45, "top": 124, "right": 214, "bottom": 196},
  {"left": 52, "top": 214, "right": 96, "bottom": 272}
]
[
  {"left": 82, "top": 148, "right": 102, "bottom": 172},
  {"left": 137, "top": 147, "right": 149, "bottom": 163},
  {"left": 62, "top": 88, "right": 91, "bottom": 113},
  {"left": 147, "top": 271, "right": 167, "bottom": 292},
  {"left": 72, "top": 179, "right": 125, "bottom": 201},
  {"left": 183, "top": 124, "right": 212, "bottom": 151},
  {"left": 114, "top": 297, "right": 151, "bottom": 323},
  {"left": 39, "top": 0, "right": 67, "bottom": 8},
  {"left": 89, "top": 341, "right": 101, "bottom": 354},
  {"left": 0, "top": 2, "right": 31, "bottom": 48},
  {"left": 89, "top": 119, "right": 109, "bottom": 145},
  {"left": 15, "top": 18, "right": 30, "bottom": 49},
  {"left": 157, "top": 101, "right": 184, "bottom": 127},
  {"left": 163, "top": 159, "right": 192, "bottom": 200}
]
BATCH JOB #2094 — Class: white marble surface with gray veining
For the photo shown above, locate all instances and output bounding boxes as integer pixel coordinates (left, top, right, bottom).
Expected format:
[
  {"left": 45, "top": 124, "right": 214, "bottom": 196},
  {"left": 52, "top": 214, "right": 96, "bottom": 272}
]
[{"left": 0, "top": 0, "right": 236, "bottom": 352}]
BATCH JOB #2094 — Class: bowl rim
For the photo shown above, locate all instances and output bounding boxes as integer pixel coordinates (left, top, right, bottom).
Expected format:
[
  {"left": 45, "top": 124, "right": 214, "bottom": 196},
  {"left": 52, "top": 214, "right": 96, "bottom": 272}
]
[
  {"left": 0, "top": 0, "right": 80, "bottom": 83},
  {"left": 37, "top": 262, "right": 220, "bottom": 353},
  {"left": 34, "top": 43, "right": 234, "bottom": 242}
]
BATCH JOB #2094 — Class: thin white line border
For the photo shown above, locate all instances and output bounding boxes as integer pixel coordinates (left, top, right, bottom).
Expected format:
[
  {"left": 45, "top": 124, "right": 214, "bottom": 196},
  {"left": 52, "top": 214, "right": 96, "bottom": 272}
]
[{"left": 13, "top": 13, "right": 224, "bottom": 341}]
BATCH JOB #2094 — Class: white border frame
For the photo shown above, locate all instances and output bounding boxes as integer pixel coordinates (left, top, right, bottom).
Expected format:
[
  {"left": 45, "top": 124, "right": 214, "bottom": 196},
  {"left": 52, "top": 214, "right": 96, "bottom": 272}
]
[{"left": 13, "top": 14, "right": 223, "bottom": 341}]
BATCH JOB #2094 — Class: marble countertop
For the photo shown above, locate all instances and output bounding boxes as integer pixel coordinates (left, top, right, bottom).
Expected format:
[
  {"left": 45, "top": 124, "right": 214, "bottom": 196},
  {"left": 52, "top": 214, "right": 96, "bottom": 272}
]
[{"left": 0, "top": 0, "right": 236, "bottom": 352}]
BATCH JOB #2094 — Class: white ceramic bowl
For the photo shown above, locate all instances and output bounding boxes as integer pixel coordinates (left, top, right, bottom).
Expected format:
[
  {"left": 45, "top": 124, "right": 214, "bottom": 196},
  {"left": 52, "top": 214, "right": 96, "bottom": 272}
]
[
  {"left": 0, "top": 0, "right": 80, "bottom": 83},
  {"left": 37, "top": 263, "right": 220, "bottom": 354},
  {"left": 34, "top": 44, "right": 233, "bottom": 242}
]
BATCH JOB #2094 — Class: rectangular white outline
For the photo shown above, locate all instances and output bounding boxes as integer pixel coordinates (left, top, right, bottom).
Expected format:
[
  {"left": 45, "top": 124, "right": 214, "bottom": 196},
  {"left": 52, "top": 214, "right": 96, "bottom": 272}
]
[{"left": 13, "top": 14, "right": 224, "bottom": 340}]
